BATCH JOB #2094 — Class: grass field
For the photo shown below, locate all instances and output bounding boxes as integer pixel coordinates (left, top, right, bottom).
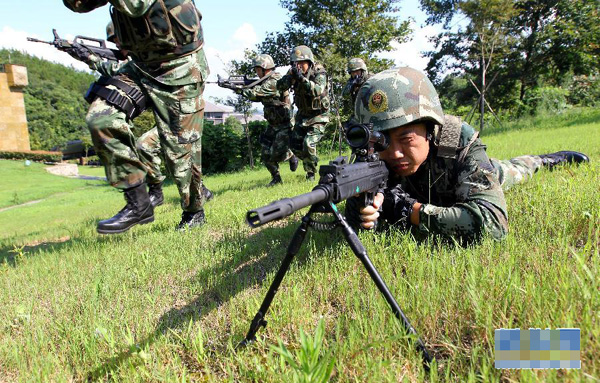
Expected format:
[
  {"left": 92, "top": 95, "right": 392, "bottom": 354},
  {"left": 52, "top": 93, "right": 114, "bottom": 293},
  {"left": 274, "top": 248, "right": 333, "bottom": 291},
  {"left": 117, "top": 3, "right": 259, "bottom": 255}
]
[{"left": 0, "top": 108, "right": 598, "bottom": 382}]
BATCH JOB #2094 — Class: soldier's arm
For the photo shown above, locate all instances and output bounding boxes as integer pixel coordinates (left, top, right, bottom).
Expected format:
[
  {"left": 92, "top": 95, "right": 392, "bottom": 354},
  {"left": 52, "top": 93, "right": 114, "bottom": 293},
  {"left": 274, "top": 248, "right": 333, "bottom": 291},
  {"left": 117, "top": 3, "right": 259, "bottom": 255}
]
[
  {"left": 92, "top": 59, "right": 127, "bottom": 77},
  {"left": 342, "top": 80, "right": 352, "bottom": 97},
  {"left": 299, "top": 71, "right": 327, "bottom": 96},
  {"left": 242, "top": 78, "right": 279, "bottom": 102},
  {"left": 108, "top": 0, "right": 155, "bottom": 17},
  {"left": 414, "top": 131, "right": 509, "bottom": 242},
  {"left": 63, "top": 0, "right": 109, "bottom": 12},
  {"left": 276, "top": 74, "right": 294, "bottom": 92}
]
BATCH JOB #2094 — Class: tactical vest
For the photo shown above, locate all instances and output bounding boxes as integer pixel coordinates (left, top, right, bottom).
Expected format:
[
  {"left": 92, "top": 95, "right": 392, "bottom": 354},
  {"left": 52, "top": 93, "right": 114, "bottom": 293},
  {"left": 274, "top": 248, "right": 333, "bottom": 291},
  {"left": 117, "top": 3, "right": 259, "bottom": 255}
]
[
  {"left": 293, "top": 64, "right": 330, "bottom": 115},
  {"left": 110, "top": 0, "right": 204, "bottom": 63},
  {"left": 434, "top": 115, "right": 478, "bottom": 162},
  {"left": 261, "top": 73, "right": 292, "bottom": 126}
]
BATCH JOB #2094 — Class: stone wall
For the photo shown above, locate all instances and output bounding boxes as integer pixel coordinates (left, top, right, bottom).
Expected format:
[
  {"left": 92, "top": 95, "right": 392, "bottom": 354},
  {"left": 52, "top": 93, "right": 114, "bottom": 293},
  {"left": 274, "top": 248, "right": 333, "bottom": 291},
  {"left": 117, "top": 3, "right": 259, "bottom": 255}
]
[{"left": 0, "top": 64, "right": 30, "bottom": 152}]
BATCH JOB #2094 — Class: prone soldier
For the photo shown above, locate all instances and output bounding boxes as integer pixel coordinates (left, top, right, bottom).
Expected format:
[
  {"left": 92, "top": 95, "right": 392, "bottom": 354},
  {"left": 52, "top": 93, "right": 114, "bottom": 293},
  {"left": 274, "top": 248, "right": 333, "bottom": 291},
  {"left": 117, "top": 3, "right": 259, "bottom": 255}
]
[
  {"left": 64, "top": 0, "right": 210, "bottom": 233},
  {"left": 223, "top": 54, "right": 299, "bottom": 187},
  {"left": 277, "top": 45, "right": 330, "bottom": 181},
  {"left": 346, "top": 67, "right": 589, "bottom": 243}
]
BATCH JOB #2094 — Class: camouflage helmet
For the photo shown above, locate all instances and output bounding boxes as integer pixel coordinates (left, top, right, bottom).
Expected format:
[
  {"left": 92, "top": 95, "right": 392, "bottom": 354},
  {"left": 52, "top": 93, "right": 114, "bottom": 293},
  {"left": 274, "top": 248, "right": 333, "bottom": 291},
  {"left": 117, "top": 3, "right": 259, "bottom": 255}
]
[
  {"left": 252, "top": 54, "right": 276, "bottom": 70},
  {"left": 347, "top": 58, "right": 367, "bottom": 74},
  {"left": 355, "top": 67, "right": 444, "bottom": 132},
  {"left": 290, "top": 45, "right": 314, "bottom": 64},
  {"left": 106, "top": 21, "right": 116, "bottom": 43}
]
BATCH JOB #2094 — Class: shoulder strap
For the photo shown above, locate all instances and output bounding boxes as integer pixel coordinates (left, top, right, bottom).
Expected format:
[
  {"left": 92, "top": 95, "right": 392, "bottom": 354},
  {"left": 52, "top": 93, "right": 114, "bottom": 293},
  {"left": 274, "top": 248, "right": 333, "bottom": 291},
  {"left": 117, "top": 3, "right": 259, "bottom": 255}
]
[{"left": 436, "top": 115, "right": 462, "bottom": 159}]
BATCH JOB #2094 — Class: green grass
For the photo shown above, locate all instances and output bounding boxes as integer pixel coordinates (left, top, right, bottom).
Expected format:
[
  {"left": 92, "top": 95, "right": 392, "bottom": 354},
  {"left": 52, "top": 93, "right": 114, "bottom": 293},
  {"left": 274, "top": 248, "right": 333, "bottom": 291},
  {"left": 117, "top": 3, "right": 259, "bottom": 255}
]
[{"left": 0, "top": 108, "right": 598, "bottom": 382}]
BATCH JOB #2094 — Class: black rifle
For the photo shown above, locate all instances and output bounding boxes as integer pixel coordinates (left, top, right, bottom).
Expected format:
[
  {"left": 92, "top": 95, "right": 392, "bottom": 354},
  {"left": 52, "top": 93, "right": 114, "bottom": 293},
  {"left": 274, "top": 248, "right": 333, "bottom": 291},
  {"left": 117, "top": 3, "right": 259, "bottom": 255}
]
[
  {"left": 27, "top": 29, "right": 125, "bottom": 62},
  {"left": 210, "top": 74, "right": 262, "bottom": 90},
  {"left": 239, "top": 123, "right": 434, "bottom": 371}
]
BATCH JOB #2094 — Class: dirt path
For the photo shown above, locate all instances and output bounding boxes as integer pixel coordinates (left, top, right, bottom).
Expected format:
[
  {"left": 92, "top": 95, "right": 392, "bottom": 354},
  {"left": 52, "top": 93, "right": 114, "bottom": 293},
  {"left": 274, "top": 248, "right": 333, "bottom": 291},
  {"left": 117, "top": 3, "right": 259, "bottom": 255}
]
[{"left": 0, "top": 199, "right": 44, "bottom": 213}]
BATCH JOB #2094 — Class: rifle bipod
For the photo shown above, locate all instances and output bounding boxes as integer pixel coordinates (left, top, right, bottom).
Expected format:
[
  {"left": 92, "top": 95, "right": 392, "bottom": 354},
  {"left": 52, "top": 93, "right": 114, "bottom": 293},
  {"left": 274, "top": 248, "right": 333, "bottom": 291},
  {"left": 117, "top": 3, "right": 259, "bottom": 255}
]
[{"left": 237, "top": 201, "right": 433, "bottom": 371}]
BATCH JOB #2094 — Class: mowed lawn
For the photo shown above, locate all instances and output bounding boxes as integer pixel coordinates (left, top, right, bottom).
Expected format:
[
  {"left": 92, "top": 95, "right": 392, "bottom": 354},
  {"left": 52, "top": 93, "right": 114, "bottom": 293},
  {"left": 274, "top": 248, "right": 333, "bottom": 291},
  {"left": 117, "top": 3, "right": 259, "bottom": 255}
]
[{"left": 0, "top": 108, "right": 598, "bottom": 382}]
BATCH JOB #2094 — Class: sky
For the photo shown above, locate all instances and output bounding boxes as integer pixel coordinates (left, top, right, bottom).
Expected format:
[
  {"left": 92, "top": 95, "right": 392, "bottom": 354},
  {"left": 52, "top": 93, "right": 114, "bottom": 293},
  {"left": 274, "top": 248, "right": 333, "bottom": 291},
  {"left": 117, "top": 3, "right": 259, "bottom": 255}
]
[{"left": 0, "top": 0, "right": 439, "bottom": 102}]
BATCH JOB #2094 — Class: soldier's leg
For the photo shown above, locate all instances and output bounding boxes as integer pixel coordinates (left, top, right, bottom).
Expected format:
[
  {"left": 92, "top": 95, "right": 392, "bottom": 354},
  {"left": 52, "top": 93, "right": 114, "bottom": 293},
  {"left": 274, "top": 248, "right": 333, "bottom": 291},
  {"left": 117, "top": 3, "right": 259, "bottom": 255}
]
[
  {"left": 143, "top": 81, "right": 205, "bottom": 229},
  {"left": 86, "top": 99, "right": 147, "bottom": 189},
  {"left": 491, "top": 156, "right": 543, "bottom": 191},
  {"left": 137, "top": 126, "right": 165, "bottom": 185},
  {"left": 301, "top": 123, "right": 325, "bottom": 178},
  {"left": 259, "top": 127, "right": 279, "bottom": 179},
  {"left": 137, "top": 127, "right": 166, "bottom": 207},
  {"left": 86, "top": 97, "right": 153, "bottom": 233}
]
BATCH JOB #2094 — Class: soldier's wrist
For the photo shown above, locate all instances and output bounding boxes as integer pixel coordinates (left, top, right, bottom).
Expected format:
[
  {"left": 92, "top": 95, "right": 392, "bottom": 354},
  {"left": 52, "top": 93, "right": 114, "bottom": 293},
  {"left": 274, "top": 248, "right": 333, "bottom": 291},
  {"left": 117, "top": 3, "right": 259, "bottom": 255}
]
[{"left": 410, "top": 202, "right": 422, "bottom": 225}]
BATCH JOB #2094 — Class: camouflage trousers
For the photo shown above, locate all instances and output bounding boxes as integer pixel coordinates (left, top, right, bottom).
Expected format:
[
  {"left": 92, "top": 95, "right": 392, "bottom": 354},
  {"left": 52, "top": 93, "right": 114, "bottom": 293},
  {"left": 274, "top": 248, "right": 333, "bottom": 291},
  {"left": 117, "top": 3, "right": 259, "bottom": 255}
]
[
  {"left": 85, "top": 66, "right": 205, "bottom": 213},
  {"left": 260, "top": 125, "right": 294, "bottom": 176},
  {"left": 290, "top": 122, "right": 325, "bottom": 174},
  {"left": 136, "top": 127, "right": 165, "bottom": 185},
  {"left": 491, "top": 155, "right": 544, "bottom": 191}
]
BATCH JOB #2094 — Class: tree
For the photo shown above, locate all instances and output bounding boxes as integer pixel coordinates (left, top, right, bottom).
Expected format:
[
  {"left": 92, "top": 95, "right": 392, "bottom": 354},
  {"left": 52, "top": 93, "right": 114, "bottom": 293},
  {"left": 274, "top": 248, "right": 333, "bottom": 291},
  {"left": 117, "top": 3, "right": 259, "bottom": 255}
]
[{"left": 213, "top": 95, "right": 258, "bottom": 168}]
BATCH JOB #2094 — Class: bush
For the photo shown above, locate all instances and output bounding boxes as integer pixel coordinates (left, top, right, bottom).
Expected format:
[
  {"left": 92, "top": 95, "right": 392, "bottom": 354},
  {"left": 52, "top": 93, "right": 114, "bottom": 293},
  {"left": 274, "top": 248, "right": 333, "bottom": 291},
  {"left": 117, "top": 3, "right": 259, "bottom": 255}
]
[
  {"left": 568, "top": 74, "right": 600, "bottom": 107},
  {"left": 0, "top": 150, "right": 62, "bottom": 163},
  {"left": 520, "top": 86, "right": 570, "bottom": 115}
]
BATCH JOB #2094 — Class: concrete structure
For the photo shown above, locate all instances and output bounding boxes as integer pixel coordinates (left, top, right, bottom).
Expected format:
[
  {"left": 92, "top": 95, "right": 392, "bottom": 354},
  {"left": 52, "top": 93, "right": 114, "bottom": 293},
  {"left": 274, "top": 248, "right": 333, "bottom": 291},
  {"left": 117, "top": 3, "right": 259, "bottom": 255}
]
[{"left": 0, "top": 64, "right": 30, "bottom": 151}]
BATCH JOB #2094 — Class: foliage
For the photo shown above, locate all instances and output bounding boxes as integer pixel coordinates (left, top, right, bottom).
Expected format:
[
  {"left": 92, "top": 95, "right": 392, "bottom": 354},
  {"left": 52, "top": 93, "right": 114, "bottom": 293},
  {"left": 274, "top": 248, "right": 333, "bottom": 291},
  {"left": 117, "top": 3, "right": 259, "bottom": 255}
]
[
  {"left": 421, "top": 0, "right": 600, "bottom": 114},
  {"left": 271, "top": 320, "right": 335, "bottom": 383},
  {"left": 0, "top": 150, "right": 62, "bottom": 163},
  {"left": 0, "top": 49, "right": 96, "bottom": 151}
]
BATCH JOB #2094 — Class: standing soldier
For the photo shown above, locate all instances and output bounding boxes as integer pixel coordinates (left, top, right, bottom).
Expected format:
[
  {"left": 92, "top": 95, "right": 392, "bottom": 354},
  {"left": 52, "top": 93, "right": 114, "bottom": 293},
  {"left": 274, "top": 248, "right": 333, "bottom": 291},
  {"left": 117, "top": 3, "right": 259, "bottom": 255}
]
[
  {"left": 277, "top": 45, "right": 330, "bottom": 181},
  {"left": 342, "top": 58, "right": 370, "bottom": 117},
  {"left": 226, "top": 54, "right": 298, "bottom": 186},
  {"left": 63, "top": 0, "right": 209, "bottom": 233}
]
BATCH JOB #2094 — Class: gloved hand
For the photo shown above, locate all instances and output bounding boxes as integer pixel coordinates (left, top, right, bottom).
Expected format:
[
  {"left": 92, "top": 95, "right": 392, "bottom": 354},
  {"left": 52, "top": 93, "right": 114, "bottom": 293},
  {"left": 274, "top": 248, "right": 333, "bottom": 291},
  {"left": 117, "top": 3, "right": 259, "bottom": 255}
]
[
  {"left": 234, "top": 86, "right": 243, "bottom": 95},
  {"left": 381, "top": 185, "right": 417, "bottom": 230},
  {"left": 290, "top": 66, "right": 304, "bottom": 81}
]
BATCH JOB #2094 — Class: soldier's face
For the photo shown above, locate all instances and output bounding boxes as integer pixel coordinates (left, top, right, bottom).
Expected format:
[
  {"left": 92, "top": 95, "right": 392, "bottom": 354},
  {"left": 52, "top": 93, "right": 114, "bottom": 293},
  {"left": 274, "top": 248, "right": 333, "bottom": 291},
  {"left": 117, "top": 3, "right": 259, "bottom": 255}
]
[
  {"left": 350, "top": 70, "right": 362, "bottom": 78},
  {"left": 379, "top": 123, "right": 430, "bottom": 177},
  {"left": 295, "top": 61, "right": 310, "bottom": 74},
  {"left": 255, "top": 67, "right": 265, "bottom": 78}
]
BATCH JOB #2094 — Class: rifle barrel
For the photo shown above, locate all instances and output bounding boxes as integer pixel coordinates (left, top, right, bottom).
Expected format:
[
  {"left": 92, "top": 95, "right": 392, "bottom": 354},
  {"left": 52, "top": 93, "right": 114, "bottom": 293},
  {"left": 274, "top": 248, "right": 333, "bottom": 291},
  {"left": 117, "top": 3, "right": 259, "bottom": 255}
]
[
  {"left": 246, "top": 186, "right": 330, "bottom": 228},
  {"left": 27, "top": 38, "right": 51, "bottom": 44}
]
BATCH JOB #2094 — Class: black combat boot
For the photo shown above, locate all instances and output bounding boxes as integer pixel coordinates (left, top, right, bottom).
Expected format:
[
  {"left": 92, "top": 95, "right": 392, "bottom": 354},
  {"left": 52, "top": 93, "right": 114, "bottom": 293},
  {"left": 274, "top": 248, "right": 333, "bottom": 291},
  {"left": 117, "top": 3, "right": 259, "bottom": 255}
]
[
  {"left": 306, "top": 172, "right": 315, "bottom": 181},
  {"left": 267, "top": 173, "right": 283, "bottom": 187},
  {"left": 289, "top": 155, "right": 299, "bottom": 172},
  {"left": 202, "top": 184, "right": 214, "bottom": 202},
  {"left": 97, "top": 183, "right": 154, "bottom": 234},
  {"left": 148, "top": 182, "right": 164, "bottom": 208},
  {"left": 176, "top": 209, "right": 206, "bottom": 231},
  {"left": 539, "top": 151, "right": 589, "bottom": 170}
]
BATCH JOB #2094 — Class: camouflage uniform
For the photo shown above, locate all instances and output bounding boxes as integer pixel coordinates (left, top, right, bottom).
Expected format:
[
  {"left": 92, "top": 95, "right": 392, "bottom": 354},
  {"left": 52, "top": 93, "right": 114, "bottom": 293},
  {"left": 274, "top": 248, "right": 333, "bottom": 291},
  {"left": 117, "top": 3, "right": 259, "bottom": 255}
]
[
  {"left": 277, "top": 46, "right": 330, "bottom": 176},
  {"left": 65, "top": 0, "right": 209, "bottom": 214},
  {"left": 240, "top": 56, "right": 294, "bottom": 179},
  {"left": 353, "top": 67, "right": 553, "bottom": 242},
  {"left": 342, "top": 58, "right": 370, "bottom": 117}
]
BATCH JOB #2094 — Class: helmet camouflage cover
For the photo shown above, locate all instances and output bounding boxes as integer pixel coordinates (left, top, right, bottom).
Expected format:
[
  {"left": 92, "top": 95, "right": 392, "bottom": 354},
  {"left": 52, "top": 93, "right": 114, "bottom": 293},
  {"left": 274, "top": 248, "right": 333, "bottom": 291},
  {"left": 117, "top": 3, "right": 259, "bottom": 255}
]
[
  {"left": 355, "top": 67, "right": 444, "bottom": 132},
  {"left": 290, "top": 45, "right": 314, "bottom": 64},
  {"left": 106, "top": 21, "right": 116, "bottom": 43},
  {"left": 252, "top": 54, "right": 276, "bottom": 70},
  {"left": 347, "top": 58, "right": 367, "bottom": 73}
]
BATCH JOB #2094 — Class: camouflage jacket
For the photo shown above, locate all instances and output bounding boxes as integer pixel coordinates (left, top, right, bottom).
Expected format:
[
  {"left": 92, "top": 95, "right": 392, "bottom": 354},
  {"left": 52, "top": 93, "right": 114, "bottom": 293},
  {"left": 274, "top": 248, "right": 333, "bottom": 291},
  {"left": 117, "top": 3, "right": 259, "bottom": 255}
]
[
  {"left": 63, "top": 0, "right": 209, "bottom": 86},
  {"left": 342, "top": 74, "right": 370, "bottom": 113},
  {"left": 386, "top": 121, "right": 508, "bottom": 242},
  {"left": 277, "top": 65, "right": 330, "bottom": 126},
  {"left": 241, "top": 72, "right": 292, "bottom": 128}
]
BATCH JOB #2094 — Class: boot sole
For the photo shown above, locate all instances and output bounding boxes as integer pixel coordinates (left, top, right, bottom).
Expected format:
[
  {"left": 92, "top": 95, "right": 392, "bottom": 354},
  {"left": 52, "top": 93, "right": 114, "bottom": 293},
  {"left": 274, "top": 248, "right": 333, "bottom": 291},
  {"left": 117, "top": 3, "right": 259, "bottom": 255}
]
[{"left": 97, "top": 215, "right": 155, "bottom": 235}]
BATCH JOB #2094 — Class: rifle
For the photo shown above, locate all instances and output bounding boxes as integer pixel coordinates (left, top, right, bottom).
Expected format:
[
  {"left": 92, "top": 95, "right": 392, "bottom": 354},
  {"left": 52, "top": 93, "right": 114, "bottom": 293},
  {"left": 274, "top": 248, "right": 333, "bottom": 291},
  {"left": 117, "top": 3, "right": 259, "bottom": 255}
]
[
  {"left": 27, "top": 29, "right": 125, "bottom": 62},
  {"left": 239, "top": 122, "right": 434, "bottom": 371},
  {"left": 208, "top": 74, "right": 263, "bottom": 90}
]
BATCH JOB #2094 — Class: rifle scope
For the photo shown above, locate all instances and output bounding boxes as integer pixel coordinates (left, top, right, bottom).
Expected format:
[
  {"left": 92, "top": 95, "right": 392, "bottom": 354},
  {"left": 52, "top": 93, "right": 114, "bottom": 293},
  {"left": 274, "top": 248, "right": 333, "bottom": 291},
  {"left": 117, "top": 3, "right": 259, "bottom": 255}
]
[{"left": 344, "top": 123, "right": 389, "bottom": 152}]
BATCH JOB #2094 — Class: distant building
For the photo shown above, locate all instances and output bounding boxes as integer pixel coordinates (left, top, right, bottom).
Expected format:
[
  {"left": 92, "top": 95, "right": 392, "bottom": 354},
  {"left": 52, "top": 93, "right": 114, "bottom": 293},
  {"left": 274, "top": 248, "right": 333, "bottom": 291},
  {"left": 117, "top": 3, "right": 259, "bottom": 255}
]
[
  {"left": 0, "top": 63, "right": 30, "bottom": 151},
  {"left": 204, "top": 100, "right": 265, "bottom": 125}
]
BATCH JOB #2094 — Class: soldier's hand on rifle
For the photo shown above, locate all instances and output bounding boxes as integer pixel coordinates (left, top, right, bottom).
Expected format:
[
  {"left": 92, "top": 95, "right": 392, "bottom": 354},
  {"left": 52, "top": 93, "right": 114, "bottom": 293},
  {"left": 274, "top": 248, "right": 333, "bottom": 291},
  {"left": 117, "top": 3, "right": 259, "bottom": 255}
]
[
  {"left": 66, "top": 42, "right": 93, "bottom": 63},
  {"left": 345, "top": 193, "right": 384, "bottom": 230},
  {"left": 234, "top": 86, "right": 243, "bottom": 95}
]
